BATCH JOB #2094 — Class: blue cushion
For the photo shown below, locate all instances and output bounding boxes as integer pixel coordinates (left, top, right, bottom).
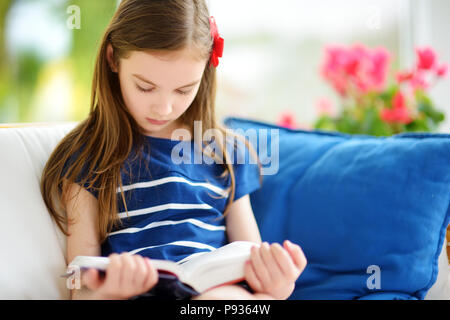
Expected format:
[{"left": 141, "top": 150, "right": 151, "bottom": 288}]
[{"left": 223, "top": 116, "right": 450, "bottom": 300}]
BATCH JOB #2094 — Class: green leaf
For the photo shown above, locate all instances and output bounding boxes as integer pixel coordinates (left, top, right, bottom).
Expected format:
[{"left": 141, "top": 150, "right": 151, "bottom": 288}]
[
  {"left": 418, "top": 103, "right": 446, "bottom": 123},
  {"left": 405, "top": 118, "right": 430, "bottom": 132},
  {"left": 378, "top": 85, "right": 398, "bottom": 106},
  {"left": 314, "top": 116, "right": 337, "bottom": 131}
]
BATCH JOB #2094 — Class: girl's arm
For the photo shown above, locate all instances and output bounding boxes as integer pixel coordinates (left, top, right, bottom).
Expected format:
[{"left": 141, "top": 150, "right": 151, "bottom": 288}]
[
  {"left": 63, "top": 180, "right": 158, "bottom": 299},
  {"left": 225, "top": 194, "right": 262, "bottom": 243},
  {"left": 225, "top": 194, "right": 307, "bottom": 300},
  {"left": 63, "top": 179, "right": 103, "bottom": 299}
]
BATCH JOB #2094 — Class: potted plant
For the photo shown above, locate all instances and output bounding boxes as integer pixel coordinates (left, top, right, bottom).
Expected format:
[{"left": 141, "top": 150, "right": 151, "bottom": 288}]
[{"left": 313, "top": 44, "right": 447, "bottom": 136}]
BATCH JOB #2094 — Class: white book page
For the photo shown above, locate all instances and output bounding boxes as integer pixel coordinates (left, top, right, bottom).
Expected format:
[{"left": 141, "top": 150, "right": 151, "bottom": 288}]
[{"left": 181, "top": 241, "right": 258, "bottom": 292}]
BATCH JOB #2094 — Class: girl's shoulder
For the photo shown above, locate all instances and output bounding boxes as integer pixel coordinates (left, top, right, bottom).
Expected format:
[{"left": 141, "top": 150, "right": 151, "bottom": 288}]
[{"left": 62, "top": 142, "right": 100, "bottom": 198}]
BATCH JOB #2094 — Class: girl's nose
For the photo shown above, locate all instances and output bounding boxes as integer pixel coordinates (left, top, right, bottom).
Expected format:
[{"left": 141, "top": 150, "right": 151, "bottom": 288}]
[{"left": 152, "top": 100, "right": 173, "bottom": 118}]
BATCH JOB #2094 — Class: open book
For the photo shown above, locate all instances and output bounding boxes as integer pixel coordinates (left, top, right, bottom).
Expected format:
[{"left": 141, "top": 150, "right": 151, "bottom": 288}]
[{"left": 63, "top": 241, "right": 258, "bottom": 299}]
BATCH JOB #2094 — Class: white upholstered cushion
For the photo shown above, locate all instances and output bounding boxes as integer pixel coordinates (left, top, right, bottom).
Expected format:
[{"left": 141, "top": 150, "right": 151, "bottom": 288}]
[{"left": 0, "top": 123, "right": 77, "bottom": 299}]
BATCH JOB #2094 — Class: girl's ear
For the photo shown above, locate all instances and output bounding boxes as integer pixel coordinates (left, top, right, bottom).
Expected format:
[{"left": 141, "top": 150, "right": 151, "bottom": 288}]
[{"left": 106, "top": 43, "right": 118, "bottom": 73}]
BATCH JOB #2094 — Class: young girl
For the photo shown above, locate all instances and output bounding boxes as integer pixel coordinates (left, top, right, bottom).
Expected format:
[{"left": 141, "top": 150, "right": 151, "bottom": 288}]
[{"left": 41, "top": 0, "right": 306, "bottom": 300}]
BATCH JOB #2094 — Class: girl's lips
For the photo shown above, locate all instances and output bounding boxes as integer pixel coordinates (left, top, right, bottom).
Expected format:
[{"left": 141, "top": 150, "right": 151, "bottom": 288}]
[{"left": 146, "top": 117, "right": 169, "bottom": 125}]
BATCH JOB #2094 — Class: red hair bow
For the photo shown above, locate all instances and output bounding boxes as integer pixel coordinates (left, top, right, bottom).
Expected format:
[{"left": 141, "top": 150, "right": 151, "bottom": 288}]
[{"left": 209, "top": 16, "right": 224, "bottom": 67}]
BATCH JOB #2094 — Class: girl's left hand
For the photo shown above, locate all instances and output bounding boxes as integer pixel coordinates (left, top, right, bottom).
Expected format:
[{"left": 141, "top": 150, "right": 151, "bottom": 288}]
[{"left": 244, "top": 240, "right": 307, "bottom": 300}]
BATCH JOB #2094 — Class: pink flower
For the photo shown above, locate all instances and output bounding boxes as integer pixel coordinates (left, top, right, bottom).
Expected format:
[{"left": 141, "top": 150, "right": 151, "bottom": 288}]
[
  {"left": 321, "top": 46, "right": 350, "bottom": 97},
  {"left": 321, "top": 44, "right": 390, "bottom": 96},
  {"left": 416, "top": 47, "right": 437, "bottom": 70},
  {"left": 321, "top": 46, "right": 340, "bottom": 76},
  {"left": 392, "top": 91, "right": 406, "bottom": 109},
  {"left": 343, "top": 46, "right": 363, "bottom": 76},
  {"left": 277, "top": 111, "right": 298, "bottom": 129},
  {"left": 436, "top": 64, "right": 448, "bottom": 77},
  {"left": 367, "top": 47, "right": 390, "bottom": 90},
  {"left": 380, "top": 91, "right": 413, "bottom": 124},
  {"left": 395, "top": 70, "right": 429, "bottom": 91},
  {"left": 380, "top": 107, "right": 412, "bottom": 124},
  {"left": 410, "top": 71, "right": 428, "bottom": 91},
  {"left": 315, "top": 98, "right": 336, "bottom": 117},
  {"left": 331, "top": 76, "right": 348, "bottom": 97},
  {"left": 395, "top": 71, "right": 414, "bottom": 83}
]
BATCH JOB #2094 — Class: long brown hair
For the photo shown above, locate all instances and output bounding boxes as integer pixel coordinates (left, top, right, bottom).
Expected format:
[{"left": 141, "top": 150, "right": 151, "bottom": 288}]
[{"left": 41, "top": 0, "right": 261, "bottom": 243}]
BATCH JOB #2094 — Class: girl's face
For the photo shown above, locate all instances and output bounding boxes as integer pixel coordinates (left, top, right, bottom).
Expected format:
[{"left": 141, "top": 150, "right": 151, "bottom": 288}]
[{"left": 109, "top": 46, "right": 207, "bottom": 139}]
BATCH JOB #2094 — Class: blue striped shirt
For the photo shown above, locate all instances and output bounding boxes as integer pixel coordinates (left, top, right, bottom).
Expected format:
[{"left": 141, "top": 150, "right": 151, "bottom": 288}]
[{"left": 68, "top": 134, "right": 261, "bottom": 264}]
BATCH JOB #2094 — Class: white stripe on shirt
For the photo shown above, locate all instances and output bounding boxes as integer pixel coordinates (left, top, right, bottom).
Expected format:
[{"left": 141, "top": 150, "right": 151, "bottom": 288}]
[
  {"left": 117, "top": 203, "right": 212, "bottom": 219},
  {"left": 128, "top": 240, "right": 217, "bottom": 255},
  {"left": 116, "top": 176, "right": 229, "bottom": 197},
  {"left": 108, "top": 218, "right": 226, "bottom": 236}
]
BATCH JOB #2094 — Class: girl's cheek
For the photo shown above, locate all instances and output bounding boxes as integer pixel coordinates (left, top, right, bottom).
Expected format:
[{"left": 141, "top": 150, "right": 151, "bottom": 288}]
[
  {"left": 119, "top": 84, "right": 136, "bottom": 110},
  {"left": 127, "top": 94, "right": 148, "bottom": 113},
  {"left": 178, "top": 101, "right": 190, "bottom": 112}
]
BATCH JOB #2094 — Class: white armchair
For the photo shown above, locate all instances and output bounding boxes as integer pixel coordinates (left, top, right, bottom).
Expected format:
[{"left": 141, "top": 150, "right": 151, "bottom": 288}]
[{"left": 0, "top": 122, "right": 448, "bottom": 299}]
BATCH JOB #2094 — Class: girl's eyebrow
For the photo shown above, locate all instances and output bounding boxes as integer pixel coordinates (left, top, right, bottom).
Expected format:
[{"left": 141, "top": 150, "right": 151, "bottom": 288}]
[{"left": 132, "top": 74, "right": 200, "bottom": 89}]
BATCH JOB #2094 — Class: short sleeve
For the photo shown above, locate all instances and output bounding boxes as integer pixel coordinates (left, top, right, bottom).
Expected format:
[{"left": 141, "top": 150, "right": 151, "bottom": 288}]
[
  {"left": 231, "top": 139, "right": 261, "bottom": 201},
  {"left": 233, "top": 161, "right": 261, "bottom": 201},
  {"left": 62, "top": 148, "right": 99, "bottom": 199}
]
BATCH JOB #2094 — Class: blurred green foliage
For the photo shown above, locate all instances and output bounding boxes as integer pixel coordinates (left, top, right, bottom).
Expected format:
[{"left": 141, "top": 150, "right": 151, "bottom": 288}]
[
  {"left": 0, "top": 0, "right": 117, "bottom": 122},
  {"left": 66, "top": 0, "right": 117, "bottom": 120},
  {"left": 0, "top": 0, "right": 15, "bottom": 120}
]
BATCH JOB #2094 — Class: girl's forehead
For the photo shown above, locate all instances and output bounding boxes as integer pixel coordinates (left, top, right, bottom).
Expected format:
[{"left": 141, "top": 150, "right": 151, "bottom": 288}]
[
  {"left": 122, "top": 47, "right": 206, "bottom": 68},
  {"left": 120, "top": 48, "right": 206, "bottom": 87}
]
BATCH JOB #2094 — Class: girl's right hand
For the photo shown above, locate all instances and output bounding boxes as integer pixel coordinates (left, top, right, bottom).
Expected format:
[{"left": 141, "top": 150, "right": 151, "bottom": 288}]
[{"left": 81, "top": 252, "right": 159, "bottom": 300}]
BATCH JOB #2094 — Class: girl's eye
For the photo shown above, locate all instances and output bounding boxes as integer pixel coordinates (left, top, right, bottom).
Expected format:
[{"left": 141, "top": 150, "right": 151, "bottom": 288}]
[
  {"left": 177, "top": 89, "right": 191, "bottom": 95},
  {"left": 135, "top": 84, "right": 153, "bottom": 93},
  {"left": 135, "top": 83, "right": 191, "bottom": 95}
]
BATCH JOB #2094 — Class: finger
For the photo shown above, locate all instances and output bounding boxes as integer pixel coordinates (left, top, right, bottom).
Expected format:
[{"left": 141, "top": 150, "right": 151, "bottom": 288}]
[
  {"left": 250, "top": 244, "right": 272, "bottom": 290},
  {"left": 259, "top": 242, "right": 284, "bottom": 282},
  {"left": 119, "top": 253, "right": 136, "bottom": 290},
  {"left": 132, "top": 255, "right": 148, "bottom": 288},
  {"left": 284, "top": 240, "right": 307, "bottom": 273},
  {"left": 271, "top": 243, "right": 299, "bottom": 280},
  {"left": 142, "top": 258, "right": 159, "bottom": 291},
  {"left": 104, "top": 253, "right": 122, "bottom": 291},
  {"left": 82, "top": 268, "right": 102, "bottom": 291},
  {"left": 244, "top": 260, "right": 263, "bottom": 292}
]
